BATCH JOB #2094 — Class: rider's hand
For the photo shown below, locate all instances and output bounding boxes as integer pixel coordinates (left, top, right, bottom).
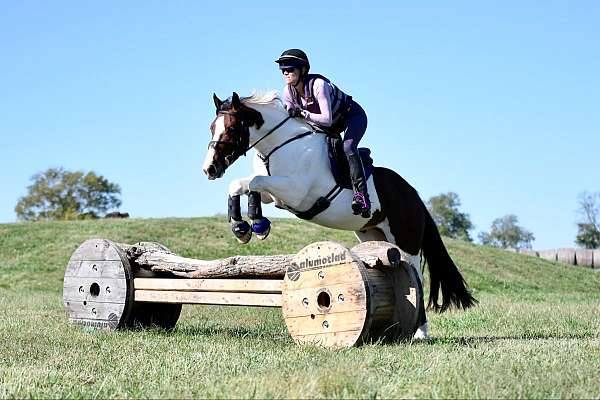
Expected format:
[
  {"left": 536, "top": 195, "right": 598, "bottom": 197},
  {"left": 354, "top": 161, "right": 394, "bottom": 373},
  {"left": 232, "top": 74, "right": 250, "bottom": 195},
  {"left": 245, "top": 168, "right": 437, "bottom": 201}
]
[{"left": 287, "top": 107, "right": 303, "bottom": 118}]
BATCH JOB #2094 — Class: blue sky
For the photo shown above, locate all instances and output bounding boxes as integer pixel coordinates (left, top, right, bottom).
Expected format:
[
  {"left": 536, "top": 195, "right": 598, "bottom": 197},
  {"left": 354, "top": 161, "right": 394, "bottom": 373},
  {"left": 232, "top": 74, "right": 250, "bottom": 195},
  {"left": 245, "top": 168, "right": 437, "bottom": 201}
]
[{"left": 1, "top": 1, "right": 598, "bottom": 249}]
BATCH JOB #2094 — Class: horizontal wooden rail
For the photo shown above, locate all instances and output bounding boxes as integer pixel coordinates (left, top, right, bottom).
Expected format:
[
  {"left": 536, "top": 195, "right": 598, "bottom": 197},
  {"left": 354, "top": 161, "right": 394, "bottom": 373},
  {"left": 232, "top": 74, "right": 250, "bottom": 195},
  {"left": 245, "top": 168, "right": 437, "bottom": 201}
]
[
  {"left": 134, "top": 278, "right": 282, "bottom": 293},
  {"left": 134, "top": 290, "right": 282, "bottom": 307}
]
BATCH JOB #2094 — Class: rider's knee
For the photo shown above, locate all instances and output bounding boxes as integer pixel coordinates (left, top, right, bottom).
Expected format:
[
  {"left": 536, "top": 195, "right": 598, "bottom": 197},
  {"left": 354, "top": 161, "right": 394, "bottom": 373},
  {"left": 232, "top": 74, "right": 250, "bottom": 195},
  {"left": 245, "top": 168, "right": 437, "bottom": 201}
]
[{"left": 343, "top": 138, "right": 357, "bottom": 155}]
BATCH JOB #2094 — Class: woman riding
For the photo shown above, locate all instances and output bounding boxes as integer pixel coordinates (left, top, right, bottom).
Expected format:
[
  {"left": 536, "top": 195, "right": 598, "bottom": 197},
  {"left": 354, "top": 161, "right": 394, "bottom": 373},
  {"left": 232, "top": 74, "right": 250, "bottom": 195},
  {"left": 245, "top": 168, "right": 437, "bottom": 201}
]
[{"left": 275, "top": 49, "right": 371, "bottom": 218}]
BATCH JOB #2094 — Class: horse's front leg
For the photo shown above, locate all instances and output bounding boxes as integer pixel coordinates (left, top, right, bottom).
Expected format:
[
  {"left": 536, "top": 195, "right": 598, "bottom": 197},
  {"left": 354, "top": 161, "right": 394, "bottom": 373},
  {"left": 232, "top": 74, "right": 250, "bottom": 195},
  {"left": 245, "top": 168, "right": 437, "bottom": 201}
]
[{"left": 228, "top": 177, "right": 272, "bottom": 243}]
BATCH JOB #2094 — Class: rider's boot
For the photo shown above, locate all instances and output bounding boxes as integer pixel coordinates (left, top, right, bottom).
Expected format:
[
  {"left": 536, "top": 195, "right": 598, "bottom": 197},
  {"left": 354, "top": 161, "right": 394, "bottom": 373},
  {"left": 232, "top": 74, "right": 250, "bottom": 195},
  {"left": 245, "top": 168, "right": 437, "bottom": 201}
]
[{"left": 347, "top": 152, "right": 371, "bottom": 218}]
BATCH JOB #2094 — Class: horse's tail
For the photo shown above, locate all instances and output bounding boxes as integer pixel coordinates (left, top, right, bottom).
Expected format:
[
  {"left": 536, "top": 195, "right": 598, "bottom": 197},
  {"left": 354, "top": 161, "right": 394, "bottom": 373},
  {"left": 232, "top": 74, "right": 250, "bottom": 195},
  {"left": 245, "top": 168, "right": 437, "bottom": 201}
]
[{"left": 420, "top": 201, "right": 477, "bottom": 312}]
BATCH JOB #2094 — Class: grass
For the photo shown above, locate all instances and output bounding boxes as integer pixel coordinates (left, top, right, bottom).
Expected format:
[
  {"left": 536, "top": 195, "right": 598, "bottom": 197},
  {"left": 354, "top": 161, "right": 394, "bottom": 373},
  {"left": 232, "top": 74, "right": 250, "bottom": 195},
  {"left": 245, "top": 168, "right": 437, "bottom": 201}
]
[{"left": 1, "top": 217, "right": 599, "bottom": 398}]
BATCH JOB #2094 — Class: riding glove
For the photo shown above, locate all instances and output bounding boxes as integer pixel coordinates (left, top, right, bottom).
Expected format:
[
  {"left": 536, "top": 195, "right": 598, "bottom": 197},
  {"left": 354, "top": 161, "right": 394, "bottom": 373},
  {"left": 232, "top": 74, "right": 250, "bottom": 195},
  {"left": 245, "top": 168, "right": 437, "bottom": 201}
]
[{"left": 287, "top": 107, "right": 303, "bottom": 118}]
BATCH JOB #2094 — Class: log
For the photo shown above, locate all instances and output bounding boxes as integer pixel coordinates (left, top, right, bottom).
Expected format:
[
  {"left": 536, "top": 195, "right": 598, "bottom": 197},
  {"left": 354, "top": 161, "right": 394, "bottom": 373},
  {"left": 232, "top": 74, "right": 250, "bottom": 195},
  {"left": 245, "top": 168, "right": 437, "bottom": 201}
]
[{"left": 126, "top": 241, "right": 402, "bottom": 278}]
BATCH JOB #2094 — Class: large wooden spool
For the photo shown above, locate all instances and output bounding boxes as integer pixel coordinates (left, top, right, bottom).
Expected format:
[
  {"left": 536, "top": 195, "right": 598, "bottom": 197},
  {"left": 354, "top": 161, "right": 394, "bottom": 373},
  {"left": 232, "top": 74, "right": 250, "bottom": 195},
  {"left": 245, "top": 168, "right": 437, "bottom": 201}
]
[
  {"left": 556, "top": 248, "right": 576, "bottom": 265},
  {"left": 63, "top": 239, "right": 423, "bottom": 347},
  {"left": 282, "top": 241, "right": 420, "bottom": 347},
  {"left": 575, "top": 249, "right": 593, "bottom": 268},
  {"left": 63, "top": 239, "right": 181, "bottom": 330}
]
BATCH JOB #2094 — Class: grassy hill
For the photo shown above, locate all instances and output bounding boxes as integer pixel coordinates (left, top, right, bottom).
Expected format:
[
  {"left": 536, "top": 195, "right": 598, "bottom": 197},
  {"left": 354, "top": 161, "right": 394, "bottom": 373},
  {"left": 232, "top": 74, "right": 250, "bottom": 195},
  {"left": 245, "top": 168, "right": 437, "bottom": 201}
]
[{"left": 1, "top": 217, "right": 599, "bottom": 398}]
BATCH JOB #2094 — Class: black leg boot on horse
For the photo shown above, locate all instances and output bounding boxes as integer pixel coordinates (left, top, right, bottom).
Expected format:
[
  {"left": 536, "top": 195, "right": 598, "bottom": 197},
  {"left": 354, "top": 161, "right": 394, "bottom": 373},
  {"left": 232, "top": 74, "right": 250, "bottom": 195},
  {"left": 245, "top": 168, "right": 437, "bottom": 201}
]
[
  {"left": 247, "top": 191, "right": 271, "bottom": 240},
  {"left": 347, "top": 152, "right": 371, "bottom": 218},
  {"left": 228, "top": 194, "right": 252, "bottom": 244}
]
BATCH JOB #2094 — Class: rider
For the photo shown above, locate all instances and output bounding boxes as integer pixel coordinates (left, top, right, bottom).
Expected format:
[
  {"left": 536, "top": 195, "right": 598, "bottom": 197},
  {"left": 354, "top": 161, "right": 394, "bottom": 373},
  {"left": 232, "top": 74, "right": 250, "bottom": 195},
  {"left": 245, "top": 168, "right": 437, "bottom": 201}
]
[{"left": 275, "top": 49, "right": 371, "bottom": 218}]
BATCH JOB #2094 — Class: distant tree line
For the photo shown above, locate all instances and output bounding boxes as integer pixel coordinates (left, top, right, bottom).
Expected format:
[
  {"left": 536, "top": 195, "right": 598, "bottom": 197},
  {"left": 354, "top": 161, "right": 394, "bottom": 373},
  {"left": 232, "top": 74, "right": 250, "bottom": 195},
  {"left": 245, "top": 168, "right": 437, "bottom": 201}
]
[
  {"left": 427, "top": 190, "right": 600, "bottom": 250},
  {"left": 15, "top": 167, "right": 122, "bottom": 221},
  {"left": 427, "top": 192, "right": 534, "bottom": 250}
]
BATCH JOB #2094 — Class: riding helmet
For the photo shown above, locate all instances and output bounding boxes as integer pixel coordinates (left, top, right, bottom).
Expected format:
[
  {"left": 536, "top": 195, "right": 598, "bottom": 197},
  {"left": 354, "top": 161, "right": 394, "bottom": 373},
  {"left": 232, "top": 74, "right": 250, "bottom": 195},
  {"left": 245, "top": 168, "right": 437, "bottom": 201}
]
[{"left": 275, "top": 49, "right": 310, "bottom": 72}]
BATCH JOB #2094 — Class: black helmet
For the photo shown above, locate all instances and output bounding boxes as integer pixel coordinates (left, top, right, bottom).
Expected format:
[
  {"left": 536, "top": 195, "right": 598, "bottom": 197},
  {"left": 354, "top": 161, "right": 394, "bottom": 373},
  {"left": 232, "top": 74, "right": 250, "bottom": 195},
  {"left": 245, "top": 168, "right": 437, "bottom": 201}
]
[{"left": 275, "top": 49, "right": 310, "bottom": 72}]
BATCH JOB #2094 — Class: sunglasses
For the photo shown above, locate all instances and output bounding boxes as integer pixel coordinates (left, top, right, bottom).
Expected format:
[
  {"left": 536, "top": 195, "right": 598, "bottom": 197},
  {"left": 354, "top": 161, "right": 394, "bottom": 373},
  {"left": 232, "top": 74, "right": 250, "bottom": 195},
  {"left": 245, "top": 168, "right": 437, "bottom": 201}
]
[{"left": 281, "top": 67, "right": 296, "bottom": 74}]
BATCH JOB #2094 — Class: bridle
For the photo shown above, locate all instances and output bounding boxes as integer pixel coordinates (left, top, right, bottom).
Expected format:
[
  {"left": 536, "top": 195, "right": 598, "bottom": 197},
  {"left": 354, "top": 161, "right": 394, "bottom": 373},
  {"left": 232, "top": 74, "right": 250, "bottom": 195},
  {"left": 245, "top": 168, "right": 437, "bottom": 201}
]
[{"left": 208, "top": 109, "right": 292, "bottom": 165}]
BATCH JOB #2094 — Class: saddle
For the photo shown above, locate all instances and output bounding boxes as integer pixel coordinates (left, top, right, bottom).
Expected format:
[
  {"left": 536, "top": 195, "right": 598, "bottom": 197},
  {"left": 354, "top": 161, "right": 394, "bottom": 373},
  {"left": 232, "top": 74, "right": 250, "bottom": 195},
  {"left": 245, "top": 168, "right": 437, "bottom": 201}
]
[{"left": 326, "top": 135, "right": 374, "bottom": 189}]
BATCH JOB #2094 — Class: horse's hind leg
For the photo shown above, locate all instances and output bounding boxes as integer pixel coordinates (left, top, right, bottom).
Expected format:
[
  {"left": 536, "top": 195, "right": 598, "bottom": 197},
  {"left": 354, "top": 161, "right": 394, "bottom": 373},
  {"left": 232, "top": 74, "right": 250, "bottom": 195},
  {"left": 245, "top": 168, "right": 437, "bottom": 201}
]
[{"left": 355, "top": 221, "right": 429, "bottom": 339}]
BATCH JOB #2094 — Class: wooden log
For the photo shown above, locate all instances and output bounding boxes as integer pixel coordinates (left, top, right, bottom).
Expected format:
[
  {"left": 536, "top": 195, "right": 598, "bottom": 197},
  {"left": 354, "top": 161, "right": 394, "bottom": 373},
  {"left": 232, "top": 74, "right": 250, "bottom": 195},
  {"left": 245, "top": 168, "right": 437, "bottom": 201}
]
[
  {"left": 575, "top": 249, "right": 593, "bottom": 268},
  {"left": 538, "top": 249, "right": 557, "bottom": 262},
  {"left": 556, "top": 248, "right": 576, "bottom": 265},
  {"left": 128, "top": 243, "right": 293, "bottom": 278},
  {"left": 350, "top": 241, "right": 402, "bottom": 267}
]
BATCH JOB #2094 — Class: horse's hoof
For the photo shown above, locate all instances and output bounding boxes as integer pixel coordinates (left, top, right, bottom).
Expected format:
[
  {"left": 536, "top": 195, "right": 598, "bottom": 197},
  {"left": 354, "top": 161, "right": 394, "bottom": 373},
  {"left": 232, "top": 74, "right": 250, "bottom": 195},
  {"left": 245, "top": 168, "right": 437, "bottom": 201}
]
[
  {"left": 231, "top": 220, "right": 252, "bottom": 244},
  {"left": 252, "top": 218, "right": 271, "bottom": 240}
]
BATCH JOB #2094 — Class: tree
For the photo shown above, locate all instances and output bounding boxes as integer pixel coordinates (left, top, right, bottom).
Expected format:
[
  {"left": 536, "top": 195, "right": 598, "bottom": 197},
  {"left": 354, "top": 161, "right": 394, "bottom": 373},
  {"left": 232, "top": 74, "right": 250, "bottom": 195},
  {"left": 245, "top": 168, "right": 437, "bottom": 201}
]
[
  {"left": 478, "top": 214, "right": 535, "bottom": 250},
  {"left": 575, "top": 191, "right": 600, "bottom": 249},
  {"left": 15, "top": 167, "right": 122, "bottom": 221},
  {"left": 427, "top": 192, "right": 474, "bottom": 242}
]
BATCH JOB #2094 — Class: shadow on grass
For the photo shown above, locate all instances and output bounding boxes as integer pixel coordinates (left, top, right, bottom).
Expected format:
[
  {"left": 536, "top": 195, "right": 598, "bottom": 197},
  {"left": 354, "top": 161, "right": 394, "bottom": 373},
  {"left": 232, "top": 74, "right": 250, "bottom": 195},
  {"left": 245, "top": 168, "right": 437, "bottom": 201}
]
[
  {"left": 172, "top": 324, "right": 288, "bottom": 341},
  {"left": 423, "top": 332, "right": 597, "bottom": 347}
]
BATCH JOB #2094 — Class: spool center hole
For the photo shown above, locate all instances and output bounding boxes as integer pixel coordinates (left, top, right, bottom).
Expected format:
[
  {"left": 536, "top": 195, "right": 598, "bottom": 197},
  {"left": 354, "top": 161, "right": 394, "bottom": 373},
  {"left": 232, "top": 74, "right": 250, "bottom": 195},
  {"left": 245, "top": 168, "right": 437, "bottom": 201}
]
[
  {"left": 89, "top": 283, "right": 100, "bottom": 297},
  {"left": 317, "top": 291, "right": 331, "bottom": 309}
]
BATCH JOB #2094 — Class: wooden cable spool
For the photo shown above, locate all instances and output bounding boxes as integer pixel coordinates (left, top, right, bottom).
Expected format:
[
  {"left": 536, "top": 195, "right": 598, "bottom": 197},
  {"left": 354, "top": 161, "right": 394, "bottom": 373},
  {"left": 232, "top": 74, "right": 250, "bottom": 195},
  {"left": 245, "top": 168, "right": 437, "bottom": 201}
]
[
  {"left": 556, "top": 248, "right": 576, "bottom": 265},
  {"left": 575, "top": 248, "right": 593, "bottom": 268},
  {"left": 63, "top": 239, "right": 423, "bottom": 347}
]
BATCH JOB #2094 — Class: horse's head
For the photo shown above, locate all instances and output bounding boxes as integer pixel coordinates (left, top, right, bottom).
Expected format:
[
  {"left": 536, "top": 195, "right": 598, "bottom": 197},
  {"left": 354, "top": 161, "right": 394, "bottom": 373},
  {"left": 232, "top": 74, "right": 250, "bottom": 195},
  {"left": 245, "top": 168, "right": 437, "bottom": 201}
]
[{"left": 203, "top": 92, "right": 264, "bottom": 180}]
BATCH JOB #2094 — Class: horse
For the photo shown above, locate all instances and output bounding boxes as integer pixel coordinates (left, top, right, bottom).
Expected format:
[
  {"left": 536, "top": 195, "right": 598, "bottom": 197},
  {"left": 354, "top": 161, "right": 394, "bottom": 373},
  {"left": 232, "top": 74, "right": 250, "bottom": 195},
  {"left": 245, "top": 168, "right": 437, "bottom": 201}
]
[{"left": 202, "top": 91, "right": 476, "bottom": 339}]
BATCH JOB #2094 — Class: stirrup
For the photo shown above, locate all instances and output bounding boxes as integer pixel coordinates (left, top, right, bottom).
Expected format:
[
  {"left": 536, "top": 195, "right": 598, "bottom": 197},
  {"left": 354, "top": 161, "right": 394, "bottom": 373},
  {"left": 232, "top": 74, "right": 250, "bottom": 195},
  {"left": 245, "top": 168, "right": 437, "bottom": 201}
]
[{"left": 352, "top": 192, "right": 371, "bottom": 218}]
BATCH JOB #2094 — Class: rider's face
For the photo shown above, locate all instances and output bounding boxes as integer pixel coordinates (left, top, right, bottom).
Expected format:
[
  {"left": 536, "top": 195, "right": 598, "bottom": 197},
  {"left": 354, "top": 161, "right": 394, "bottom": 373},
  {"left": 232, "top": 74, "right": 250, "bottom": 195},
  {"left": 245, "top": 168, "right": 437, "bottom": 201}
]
[{"left": 282, "top": 68, "right": 300, "bottom": 86}]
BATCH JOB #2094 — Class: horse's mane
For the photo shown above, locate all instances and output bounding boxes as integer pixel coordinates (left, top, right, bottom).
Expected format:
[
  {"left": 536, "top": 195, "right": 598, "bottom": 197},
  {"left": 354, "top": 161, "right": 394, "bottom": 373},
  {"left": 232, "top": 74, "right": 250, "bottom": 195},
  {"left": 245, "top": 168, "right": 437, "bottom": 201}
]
[{"left": 242, "top": 90, "right": 285, "bottom": 110}]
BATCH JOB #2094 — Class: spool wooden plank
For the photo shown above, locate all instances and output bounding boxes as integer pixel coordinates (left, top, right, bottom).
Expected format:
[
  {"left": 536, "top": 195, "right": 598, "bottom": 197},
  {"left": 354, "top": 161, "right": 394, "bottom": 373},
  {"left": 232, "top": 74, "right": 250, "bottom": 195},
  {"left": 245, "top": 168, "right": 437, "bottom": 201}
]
[
  {"left": 134, "top": 278, "right": 282, "bottom": 293},
  {"left": 538, "top": 249, "right": 557, "bottom": 262},
  {"left": 556, "top": 248, "right": 576, "bottom": 265},
  {"left": 63, "top": 276, "right": 128, "bottom": 303},
  {"left": 69, "top": 239, "right": 124, "bottom": 262},
  {"left": 575, "top": 249, "right": 593, "bottom": 268},
  {"left": 135, "top": 290, "right": 282, "bottom": 307},
  {"left": 282, "top": 281, "right": 368, "bottom": 318}
]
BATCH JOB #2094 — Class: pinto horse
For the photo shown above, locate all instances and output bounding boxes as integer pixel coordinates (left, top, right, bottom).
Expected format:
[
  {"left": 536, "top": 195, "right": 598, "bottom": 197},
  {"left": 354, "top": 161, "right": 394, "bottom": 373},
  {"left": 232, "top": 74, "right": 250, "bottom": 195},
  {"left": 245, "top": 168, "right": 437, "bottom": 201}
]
[{"left": 202, "top": 91, "right": 476, "bottom": 338}]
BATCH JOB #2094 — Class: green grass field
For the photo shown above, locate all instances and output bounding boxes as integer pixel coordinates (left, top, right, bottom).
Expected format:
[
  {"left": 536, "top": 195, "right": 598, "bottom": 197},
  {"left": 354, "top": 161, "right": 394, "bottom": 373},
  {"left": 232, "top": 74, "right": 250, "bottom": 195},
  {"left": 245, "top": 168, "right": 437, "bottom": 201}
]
[{"left": 1, "top": 217, "right": 599, "bottom": 398}]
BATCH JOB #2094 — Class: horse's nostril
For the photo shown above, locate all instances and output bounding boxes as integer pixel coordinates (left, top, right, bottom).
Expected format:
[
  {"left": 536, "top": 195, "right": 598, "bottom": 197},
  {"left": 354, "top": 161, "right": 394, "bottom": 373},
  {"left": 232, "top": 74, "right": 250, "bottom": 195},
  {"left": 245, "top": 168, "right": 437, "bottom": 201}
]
[{"left": 207, "top": 165, "right": 216, "bottom": 177}]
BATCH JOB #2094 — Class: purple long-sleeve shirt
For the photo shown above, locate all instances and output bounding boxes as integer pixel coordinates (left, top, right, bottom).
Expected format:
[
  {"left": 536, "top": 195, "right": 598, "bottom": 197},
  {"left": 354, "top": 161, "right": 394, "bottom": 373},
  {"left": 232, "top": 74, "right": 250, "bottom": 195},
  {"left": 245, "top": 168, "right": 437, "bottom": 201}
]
[{"left": 283, "top": 77, "right": 346, "bottom": 127}]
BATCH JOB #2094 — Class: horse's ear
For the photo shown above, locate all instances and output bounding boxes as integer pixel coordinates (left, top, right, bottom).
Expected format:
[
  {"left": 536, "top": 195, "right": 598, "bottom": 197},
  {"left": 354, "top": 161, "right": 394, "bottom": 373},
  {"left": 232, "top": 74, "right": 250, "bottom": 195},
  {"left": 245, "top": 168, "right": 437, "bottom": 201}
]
[
  {"left": 213, "top": 93, "right": 223, "bottom": 109},
  {"left": 231, "top": 92, "right": 241, "bottom": 112}
]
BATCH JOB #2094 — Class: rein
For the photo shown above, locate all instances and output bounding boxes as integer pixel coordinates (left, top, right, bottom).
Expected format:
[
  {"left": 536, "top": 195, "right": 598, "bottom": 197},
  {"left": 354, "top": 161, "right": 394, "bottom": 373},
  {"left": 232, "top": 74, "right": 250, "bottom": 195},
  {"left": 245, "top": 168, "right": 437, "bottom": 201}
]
[{"left": 208, "top": 112, "right": 292, "bottom": 163}]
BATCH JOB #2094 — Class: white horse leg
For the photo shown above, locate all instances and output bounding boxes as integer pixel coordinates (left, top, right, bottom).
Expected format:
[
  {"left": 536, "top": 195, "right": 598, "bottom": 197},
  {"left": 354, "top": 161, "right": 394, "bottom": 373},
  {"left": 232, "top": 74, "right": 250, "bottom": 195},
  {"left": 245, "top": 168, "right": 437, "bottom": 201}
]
[{"left": 357, "top": 220, "right": 429, "bottom": 340}]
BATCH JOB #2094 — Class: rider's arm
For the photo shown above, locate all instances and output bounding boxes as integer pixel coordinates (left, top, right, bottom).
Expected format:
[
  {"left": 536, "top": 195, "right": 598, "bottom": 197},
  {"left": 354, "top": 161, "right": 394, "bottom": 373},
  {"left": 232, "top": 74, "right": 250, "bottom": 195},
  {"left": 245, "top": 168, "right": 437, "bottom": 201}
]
[
  {"left": 302, "top": 79, "right": 333, "bottom": 127},
  {"left": 282, "top": 85, "right": 295, "bottom": 111}
]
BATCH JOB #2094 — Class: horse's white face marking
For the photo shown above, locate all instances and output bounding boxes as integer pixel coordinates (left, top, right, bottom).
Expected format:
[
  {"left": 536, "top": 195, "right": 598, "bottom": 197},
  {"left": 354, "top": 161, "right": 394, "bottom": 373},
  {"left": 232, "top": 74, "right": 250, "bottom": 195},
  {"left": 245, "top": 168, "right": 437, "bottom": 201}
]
[{"left": 202, "top": 115, "right": 225, "bottom": 179}]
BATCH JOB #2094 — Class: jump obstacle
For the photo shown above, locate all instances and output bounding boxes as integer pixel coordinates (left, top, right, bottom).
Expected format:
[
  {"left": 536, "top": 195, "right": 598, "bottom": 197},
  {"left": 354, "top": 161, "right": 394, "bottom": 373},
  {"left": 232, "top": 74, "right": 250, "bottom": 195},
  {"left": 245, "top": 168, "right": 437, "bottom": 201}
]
[{"left": 63, "top": 239, "right": 423, "bottom": 347}]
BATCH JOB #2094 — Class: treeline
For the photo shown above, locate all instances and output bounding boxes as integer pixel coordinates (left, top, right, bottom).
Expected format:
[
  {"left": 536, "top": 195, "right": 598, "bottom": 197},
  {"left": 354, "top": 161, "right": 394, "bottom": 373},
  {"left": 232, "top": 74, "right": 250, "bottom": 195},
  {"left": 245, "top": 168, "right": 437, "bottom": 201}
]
[{"left": 426, "top": 191, "right": 600, "bottom": 251}]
